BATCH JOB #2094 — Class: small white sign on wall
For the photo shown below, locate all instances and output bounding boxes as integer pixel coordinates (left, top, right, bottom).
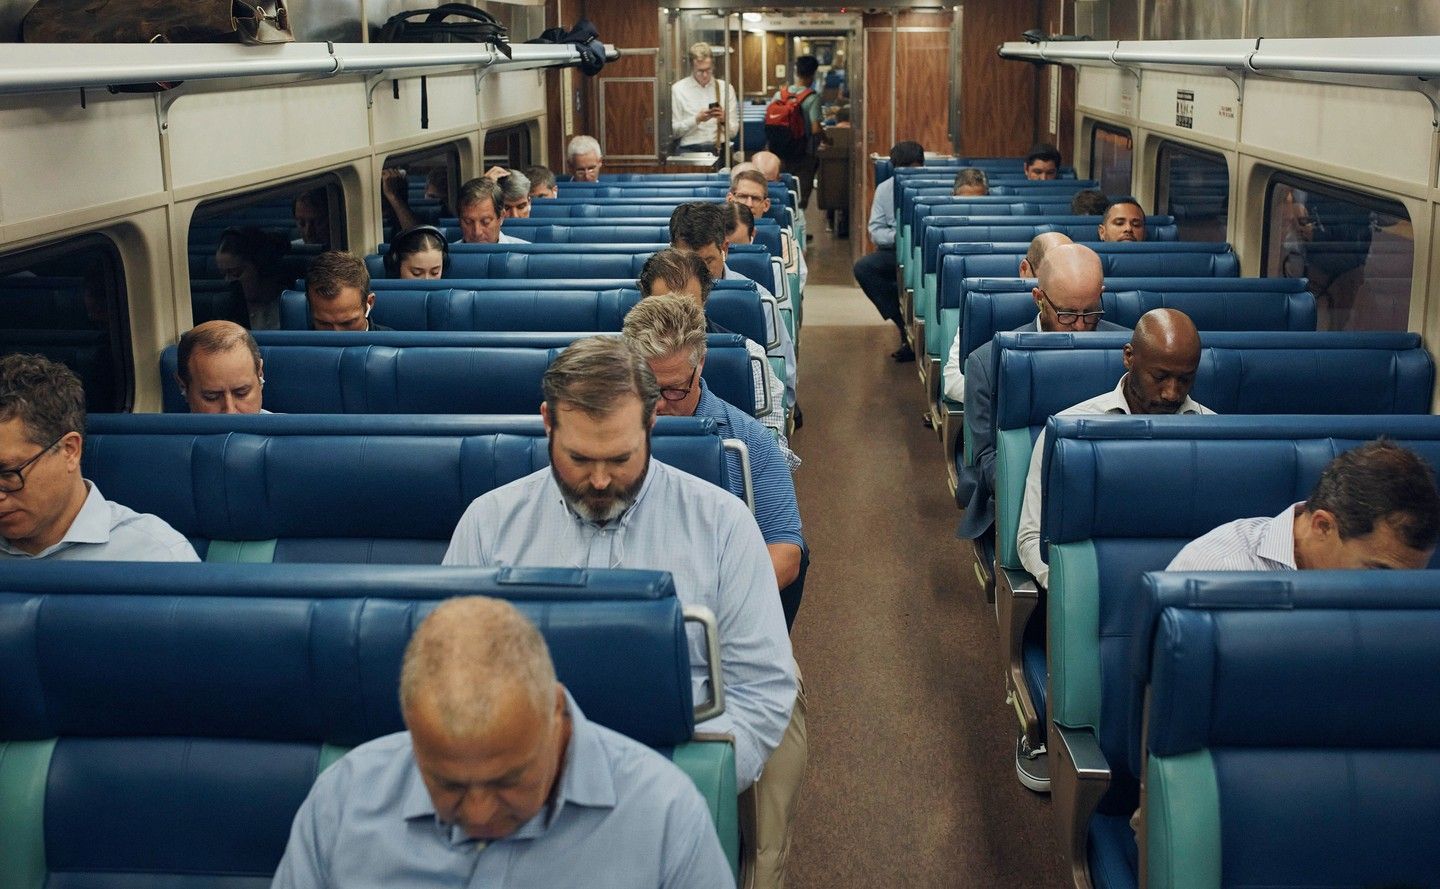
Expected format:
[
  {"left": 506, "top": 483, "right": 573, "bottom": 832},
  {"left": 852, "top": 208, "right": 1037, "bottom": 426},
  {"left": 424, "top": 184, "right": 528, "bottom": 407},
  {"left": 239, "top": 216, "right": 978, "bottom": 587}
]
[
  {"left": 1176, "top": 89, "right": 1195, "bottom": 129},
  {"left": 775, "top": 64, "right": 786, "bottom": 80}
]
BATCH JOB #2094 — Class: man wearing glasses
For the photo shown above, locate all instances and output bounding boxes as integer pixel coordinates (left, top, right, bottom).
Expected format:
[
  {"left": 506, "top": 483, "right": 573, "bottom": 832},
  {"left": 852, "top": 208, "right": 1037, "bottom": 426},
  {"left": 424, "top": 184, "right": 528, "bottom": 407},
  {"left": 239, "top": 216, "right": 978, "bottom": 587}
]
[
  {"left": 1016, "top": 306, "right": 1211, "bottom": 589},
  {"left": 0, "top": 353, "right": 196, "bottom": 561},
  {"left": 622, "top": 296, "right": 806, "bottom": 889}
]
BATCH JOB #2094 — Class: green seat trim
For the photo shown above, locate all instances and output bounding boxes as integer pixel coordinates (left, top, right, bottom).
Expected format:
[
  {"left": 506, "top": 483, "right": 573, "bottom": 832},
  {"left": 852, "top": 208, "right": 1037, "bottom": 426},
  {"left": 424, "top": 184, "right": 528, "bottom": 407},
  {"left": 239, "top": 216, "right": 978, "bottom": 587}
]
[
  {"left": 0, "top": 739, "right": 55, "bottom": 889},
  {"left": 671, "top": 740, "right": 739, "bottom": 883},
  {"left": 1147, "top": 750, "right": 1221, "bottom": 889},
  {"left": 994, "top": 427, "right": 1034, "bottom": 570},
  {"left": 778, "top": 307, "right": 795, "bottom": 345},
  {"left": 205, "top": 539, "right": 278, "bottom": 563},
  {"left": 1047, "top": 541, "right": 1102, "bottom": 728},
  {"left": 918, "top": 272, "right": 937, "bottom": 321},
  {"left": 317, "top": 743, "right": 349, "bottom": 775}
]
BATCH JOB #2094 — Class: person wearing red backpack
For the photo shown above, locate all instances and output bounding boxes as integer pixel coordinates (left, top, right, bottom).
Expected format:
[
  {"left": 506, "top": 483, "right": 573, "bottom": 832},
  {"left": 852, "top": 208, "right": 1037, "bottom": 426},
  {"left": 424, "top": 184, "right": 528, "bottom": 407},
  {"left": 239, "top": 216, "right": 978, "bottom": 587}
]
[{"left": 765, "top": 55, "right": 825, "bottom": 209}]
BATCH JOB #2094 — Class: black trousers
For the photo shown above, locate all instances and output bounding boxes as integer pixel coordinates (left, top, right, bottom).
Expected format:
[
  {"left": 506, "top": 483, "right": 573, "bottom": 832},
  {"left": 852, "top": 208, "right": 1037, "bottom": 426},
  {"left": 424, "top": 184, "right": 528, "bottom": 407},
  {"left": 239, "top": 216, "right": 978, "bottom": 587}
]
[
  {"left": 780, "top": 153, "right": 818, "bottom": 208},
  {"left": 853, "top": 247, "right": 904, "bottom": 334}
]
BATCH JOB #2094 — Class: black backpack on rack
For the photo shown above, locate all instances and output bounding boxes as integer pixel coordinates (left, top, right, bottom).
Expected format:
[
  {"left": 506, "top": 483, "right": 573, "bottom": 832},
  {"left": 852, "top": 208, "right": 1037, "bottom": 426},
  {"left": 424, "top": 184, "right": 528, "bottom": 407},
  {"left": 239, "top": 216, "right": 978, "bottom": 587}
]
[{"left": 378, "top": 3, "right": 510, "bottom": 56}]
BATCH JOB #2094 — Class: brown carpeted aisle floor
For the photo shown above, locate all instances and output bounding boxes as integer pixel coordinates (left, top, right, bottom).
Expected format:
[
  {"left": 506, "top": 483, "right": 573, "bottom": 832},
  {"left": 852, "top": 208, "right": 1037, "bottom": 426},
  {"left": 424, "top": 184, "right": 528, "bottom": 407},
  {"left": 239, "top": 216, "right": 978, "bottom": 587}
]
[{"left": 782, "top": 207, "right": 1068, "bottom": 887}]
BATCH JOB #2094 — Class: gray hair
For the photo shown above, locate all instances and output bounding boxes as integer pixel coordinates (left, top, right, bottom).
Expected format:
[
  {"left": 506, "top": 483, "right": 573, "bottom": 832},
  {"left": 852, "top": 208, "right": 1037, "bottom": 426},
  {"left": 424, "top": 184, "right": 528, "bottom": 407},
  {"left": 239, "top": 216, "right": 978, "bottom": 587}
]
[
  {"left": 567, "top": 134, "right": 601, "bottom": 162},
  {"left": 399, "top": 596, "right": 557, "bottom": 738},
  {"left": 543, "top": 335, "right": 661, "bottom": 426},
  {"left": 457, "top": 176, "right": 503, "bottom": 216},
  {"left": 953, "top": 167, "right": 989, "bottom": 192},
  {"left": 622, "top": 293, "right": 708, "bottom": 367},
  {"left": 500, "top": 169, "right": 532, "bottom": 204}
]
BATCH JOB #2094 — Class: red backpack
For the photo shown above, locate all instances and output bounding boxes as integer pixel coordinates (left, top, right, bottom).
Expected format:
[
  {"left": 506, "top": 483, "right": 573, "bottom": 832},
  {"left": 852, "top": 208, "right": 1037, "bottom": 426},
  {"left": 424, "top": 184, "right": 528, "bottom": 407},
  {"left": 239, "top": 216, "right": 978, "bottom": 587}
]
[{"left": 764, "top": 87, "right": 815, "bottom": 159}]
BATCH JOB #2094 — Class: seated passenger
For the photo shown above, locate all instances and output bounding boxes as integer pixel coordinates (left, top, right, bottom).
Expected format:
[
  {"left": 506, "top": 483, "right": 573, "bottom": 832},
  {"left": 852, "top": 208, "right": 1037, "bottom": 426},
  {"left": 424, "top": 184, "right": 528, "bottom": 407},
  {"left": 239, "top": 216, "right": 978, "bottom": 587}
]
[
  {"left": 751, "top": 150, "right": 782, "bottom": 183},
  {"left": 730, "top": 168, "right": 808, "bottom": 293},
  {"left": 384, "top": 225, "right": 449, "bottom": 280},
  {"left": 443, "top": 336, "right": 796, "bottom": 797},
  {"left": 306, "top": 252, "right": 391, "bottom": 331},
  {"left": 214, "top": 226, "right": 290, "bottom": 331},
  {"left": 722, "top": 201, "right": 755, "bottom": 248},
  {"left": 952, "top": 167, "right": 989, "bottom": 197},
  {"left": 498, "top": 168, "right": 532, "bottom": 218},
  {"left": 1023, "top": 143, "right": 1062, "bottom": 181},
  {"left": 271, "top": 596, "right": 733, "bottom": 889},
  {"left": 636, "top": 249, "right": 790, "bottom": 455},
  {"left": 671, "top": 201, "right": 798, "bottom": 413},
  {"left": 729, "top": 161, "right": 759, "bottom": 177},
  {"left": 1069, "top": 188, "right": 1109, "bottom": 216},
  {"left": 455, "top": 178, "right": 529, "bottom": 245},
  {"left": 1098, "top": 197, "right": 1147, "bottom": 242},
  {"left": 292, "top": 188, "right": 331, "bottom": 248},
  {"left": 566, "top": 135, "right": 604, "bottom": 182},
  {"left": 0, "top": 353, "right": 197, "bottom": 561},
  {"left": 854, "top": 139, "right": 924, "bottom": 361},
  {"left": 176, "top": 321, "right": 265, "bottom": 414},
  {"left": 1018, "top": 308, "right": 1212, "bottom": 589},
  {"left": 1168, "top": 440, "right": 1440, "bottom": 571},
  {"left": 956, "top": 240, "right": 1126, "bottom": 545},
  {"left": 523, "top": 164, "right": 558, "bottom": 199},
  {"left": 424, "top": 167, "right": 452, "bottom": 216}
]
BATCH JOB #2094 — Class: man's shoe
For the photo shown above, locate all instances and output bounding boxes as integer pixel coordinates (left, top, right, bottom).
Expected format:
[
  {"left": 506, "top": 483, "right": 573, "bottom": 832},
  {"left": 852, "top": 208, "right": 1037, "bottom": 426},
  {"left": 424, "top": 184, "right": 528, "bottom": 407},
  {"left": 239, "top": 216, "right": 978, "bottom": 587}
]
[
  {"left": 1015, "top": 735, "right": 1051, "bottom": 793},
  {"left": 891, "top": 343, "right": 916, "bottom": 363}
]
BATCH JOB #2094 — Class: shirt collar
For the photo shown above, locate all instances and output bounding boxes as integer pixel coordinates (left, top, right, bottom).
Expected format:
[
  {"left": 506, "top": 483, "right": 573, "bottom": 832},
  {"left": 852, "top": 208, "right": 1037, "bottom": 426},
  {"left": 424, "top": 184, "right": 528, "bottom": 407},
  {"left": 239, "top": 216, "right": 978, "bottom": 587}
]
[
  {"left": 400, "top": 692, "right": 617, "bottom": 842},
  {"left": 2, "top": 481, "right": 112, "bottom": 555},
  {"left": 1103, "top": 374, "right": 1206, "bottom": 416},
  {"left": 1258, "top": 503, "right": 1301, "bottom": 569}
]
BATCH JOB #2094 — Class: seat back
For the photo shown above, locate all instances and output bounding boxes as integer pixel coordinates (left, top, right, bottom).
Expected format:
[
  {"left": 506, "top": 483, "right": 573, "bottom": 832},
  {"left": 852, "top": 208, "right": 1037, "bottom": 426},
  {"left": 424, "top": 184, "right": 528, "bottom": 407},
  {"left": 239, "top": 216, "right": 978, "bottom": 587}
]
[
  {"left": 921, "top": 217, "right": 1181, "bottom": 274},
  {"left": 161, "top": 332, "right": 759, "bottom": 420},
  {"left": 82, "top": 414, "right": 734, "bottom": 562},
  {"left": 1137, "top": 569, "right": 1440, "bottom": 889},
  {"left": 0, "top": 562, "right": 717, "bottom": 889}
]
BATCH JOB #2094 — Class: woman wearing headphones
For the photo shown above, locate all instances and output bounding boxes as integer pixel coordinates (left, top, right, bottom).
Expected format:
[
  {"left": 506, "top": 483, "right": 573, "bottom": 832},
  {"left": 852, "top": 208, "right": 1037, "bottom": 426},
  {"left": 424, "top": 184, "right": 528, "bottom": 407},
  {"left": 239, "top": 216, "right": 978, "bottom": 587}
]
[{"left": 385, "top": 225, "right": 449, "bottom": 279}]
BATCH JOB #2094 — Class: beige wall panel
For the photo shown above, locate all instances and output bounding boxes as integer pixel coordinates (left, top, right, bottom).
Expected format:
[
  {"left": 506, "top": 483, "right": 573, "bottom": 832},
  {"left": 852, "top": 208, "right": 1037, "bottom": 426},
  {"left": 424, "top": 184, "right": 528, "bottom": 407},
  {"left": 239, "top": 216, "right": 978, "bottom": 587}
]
[
  {"left": 1077, "top": 66, "right": 1135, "bottom": 119},
  {"left": 168, "top": 81, "right": 370, "bottom": 189},
  {"left": 1136, "top": 70, "right": 1239, "bottom": 143},
  {"left": 0, "top": 92, "right": 163, "bottom": 226},
  {"left": 1241, "top": 79, "right": 1433, "bottom": 187},
  {"left": 372, "top": 71, "right": 480, "bottom": 145},
  {"left": 479, "top": 69, "right": 548, "bottom": 124}
]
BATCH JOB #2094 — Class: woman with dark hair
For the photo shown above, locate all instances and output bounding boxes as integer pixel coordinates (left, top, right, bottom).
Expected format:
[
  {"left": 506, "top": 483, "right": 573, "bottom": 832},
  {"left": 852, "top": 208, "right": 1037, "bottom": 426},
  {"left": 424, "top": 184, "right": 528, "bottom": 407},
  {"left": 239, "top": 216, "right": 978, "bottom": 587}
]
[
  {"left": 214, "top": 227, "right": 291, "bottom": 330},
  {"left": 384, "top": 226, "right": 449, "bottom": 279}
]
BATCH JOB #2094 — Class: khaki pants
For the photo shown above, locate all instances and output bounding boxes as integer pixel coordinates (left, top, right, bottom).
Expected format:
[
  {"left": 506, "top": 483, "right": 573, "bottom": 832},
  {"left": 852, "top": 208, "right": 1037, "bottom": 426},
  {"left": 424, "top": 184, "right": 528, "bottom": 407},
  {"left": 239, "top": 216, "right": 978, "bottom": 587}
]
[{"left": 741, "top": 665, "right": 808, "bottom": 889}]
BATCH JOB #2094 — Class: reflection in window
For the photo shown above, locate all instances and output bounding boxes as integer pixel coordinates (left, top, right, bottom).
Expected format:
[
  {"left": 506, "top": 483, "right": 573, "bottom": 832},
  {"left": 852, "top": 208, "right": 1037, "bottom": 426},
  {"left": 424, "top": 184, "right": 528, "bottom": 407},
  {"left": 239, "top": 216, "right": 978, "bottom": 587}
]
[
  {"left": 1090, "top": 123, "right": 1133, "bottom": 196},
  {"left": 187, "top": 180, "right": 343, "bottom": 331},
  {"left": 381, "top": 145, "right": 460, "bottom": 241},
  {"left": 1155, "top": 142, "right": 1228, "bottom": 242},
  {"left": 483, "top": 124, "right": 533, "bottom": 171},
  {"left": 0, "top": 236, "right": 131, "bottom": 412},
  {"left": 1264, "top": 177, "right": 1412, "bottom": 332}
]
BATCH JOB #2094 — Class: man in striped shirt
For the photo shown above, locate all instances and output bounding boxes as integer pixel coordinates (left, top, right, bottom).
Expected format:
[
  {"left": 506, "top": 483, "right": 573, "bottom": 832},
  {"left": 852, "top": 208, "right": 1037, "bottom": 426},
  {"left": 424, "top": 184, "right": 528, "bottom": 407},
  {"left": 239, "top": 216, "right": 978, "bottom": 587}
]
[{"left": 1167, "top": 440, "right": 1440, "bottom": 571}]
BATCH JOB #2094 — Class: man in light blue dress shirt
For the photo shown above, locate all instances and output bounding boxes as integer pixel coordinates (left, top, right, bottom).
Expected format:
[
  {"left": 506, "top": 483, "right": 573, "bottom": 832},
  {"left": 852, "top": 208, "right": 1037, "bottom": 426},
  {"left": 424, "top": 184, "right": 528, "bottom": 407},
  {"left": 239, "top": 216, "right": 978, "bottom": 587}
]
[
  {"left": 853, "top": 140, "right": 924, "bottom": 361},
  {"left": 0, "top": 353, "right": 196, "bottom": 562},
  {"left": 443, "top": 336, "right": 796, "bottom": 796},
  {"left": 272, "top": 596, "right": 733, "bottom": 889}
]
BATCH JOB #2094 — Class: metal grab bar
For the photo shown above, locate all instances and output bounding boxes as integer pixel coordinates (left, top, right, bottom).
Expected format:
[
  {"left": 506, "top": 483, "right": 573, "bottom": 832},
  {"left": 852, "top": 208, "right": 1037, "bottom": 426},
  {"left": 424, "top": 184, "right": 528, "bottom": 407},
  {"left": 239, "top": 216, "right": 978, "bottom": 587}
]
[
  {"left": 721, "top": 438, "right": 755, "bottom": 514},
  {"left": 683, "top": 604, "right": 726, "bottom": 723}
]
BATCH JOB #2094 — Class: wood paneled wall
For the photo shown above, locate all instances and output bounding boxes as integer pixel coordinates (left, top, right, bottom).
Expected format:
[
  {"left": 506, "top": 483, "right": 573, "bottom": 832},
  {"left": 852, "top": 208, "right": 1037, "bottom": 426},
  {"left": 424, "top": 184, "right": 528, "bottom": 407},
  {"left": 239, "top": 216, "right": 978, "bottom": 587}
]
[
  {"left": 1036, "top": 0, "right": 1078, "bottom": 167},
  {"left": 894, "top": 13, "right": 951, "bottom": 153},
  {"left": 958, "top": 0, "right": 1039, "bottom": 158},
  {"left": 569, "top": 0, "right": 663, "bottom": 168},
  {"left": 738, "top": 31, "right": 765, "bottom": 101}
]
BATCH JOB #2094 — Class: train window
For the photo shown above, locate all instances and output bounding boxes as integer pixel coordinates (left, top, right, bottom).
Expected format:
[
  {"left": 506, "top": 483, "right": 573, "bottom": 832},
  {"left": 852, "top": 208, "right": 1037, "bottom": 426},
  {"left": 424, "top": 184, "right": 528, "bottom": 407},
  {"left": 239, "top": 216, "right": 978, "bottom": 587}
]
[
  {"left": 187, "top": 178, "right": 344, "bottom": 331},
  {"left": 0, "top": 235, "right": 132, "bottom": 413},
  {"left": 1263, "top": 177, "right": 1412, "bottom": 332},
  {"left": 381, "top": 145, "right": 460, "bottom": 240},
  {"left": 1090, "top": 124, "right": 1133, "bottom": 195},
  {"left": 483, "top": 124, "right": 533, "bottom": 170},
  {"left": 1155, "top": 142, "right": 1228, "bottom": 242}
]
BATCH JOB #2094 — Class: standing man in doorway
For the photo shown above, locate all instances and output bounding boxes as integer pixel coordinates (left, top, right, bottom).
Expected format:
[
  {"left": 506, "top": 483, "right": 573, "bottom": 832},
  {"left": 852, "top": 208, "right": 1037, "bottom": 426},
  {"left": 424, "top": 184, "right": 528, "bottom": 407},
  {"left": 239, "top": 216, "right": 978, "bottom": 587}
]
[
  {"left": 671, "top": 42, "right": 739, "bottom": 155},
  {"left": 767, "top": 55, "right": 824, "bottom": 209}
]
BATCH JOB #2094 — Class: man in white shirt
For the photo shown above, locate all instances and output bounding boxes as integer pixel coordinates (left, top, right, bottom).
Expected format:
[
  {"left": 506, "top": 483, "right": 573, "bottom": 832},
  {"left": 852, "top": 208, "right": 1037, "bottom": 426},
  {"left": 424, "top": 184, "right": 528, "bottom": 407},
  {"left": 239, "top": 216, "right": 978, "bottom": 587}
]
[
  {"left": 454, "top": 177, "right": 529, "bottom": 245},
  {"left": 853, "top": 140, "right": 924, "bottom": 361},
  {"left": 1017, "top": 308, "right": 1213, "bottom": 589},
  {"left": 671, "top": 42, "right": 738, "bottom": 153}
]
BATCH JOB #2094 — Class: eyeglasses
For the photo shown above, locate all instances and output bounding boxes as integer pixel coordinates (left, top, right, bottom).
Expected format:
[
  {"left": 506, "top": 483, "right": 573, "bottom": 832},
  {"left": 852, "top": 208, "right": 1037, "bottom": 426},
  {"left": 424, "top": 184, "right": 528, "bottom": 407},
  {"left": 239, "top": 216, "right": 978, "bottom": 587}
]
[
  {"left": 659, "top": 367, "right": 698, "bottom": 402},
  {"left": 1039, "top": 290, "right": 1106, "bottom": 325},
  {"left": 0, "top": 435, "right": 64, "bottom": 494}
]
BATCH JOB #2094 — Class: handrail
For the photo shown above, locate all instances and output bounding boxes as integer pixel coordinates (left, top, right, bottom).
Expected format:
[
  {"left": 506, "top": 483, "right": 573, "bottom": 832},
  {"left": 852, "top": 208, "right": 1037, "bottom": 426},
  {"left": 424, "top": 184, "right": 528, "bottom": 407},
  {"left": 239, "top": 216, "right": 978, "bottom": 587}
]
[
  {"left": 998, "top": 35, "right": 1440, "bottom": 80},
  {"left": 0, "top": 41, "right": 619, "bottom": 96}
]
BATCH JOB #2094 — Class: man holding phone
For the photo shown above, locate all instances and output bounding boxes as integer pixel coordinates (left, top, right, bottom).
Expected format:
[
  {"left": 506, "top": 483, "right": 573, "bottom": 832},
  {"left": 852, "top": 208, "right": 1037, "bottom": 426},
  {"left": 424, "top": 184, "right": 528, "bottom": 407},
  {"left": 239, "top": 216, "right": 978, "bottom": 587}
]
[{"left": 671, "top": 42, "right": 738, "bottom": 153}]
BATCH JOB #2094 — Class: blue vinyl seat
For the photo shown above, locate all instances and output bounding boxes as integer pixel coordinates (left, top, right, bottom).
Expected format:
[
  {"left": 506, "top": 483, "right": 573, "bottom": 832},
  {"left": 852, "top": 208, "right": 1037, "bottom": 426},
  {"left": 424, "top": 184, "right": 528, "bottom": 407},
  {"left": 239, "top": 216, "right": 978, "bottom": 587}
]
[
  {"left": 82, "top": 414, "right": 741, "bottom": 564},
  {"left": 160, "top": 331, "right": 763, "bottom": 421},
  {"left": 1132, "top": 569, "right": 1440, "bottom": 889},
  {"left": 0, "top": 561, "right": 740, "bottom": 886},
  {"left": 1037, "top": 415, "right": 1440, "bottom": 888},
  {"left": 988, "top": 333, "right": 1435, "bottom": 811}
]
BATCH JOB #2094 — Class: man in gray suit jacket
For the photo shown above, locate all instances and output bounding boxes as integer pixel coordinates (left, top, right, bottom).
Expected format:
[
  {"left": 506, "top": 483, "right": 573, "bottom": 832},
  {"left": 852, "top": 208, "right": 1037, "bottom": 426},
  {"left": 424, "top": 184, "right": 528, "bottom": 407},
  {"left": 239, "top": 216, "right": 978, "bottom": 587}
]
[{"left": 955, "top": 240, "right": 1127, "bottom": 544}]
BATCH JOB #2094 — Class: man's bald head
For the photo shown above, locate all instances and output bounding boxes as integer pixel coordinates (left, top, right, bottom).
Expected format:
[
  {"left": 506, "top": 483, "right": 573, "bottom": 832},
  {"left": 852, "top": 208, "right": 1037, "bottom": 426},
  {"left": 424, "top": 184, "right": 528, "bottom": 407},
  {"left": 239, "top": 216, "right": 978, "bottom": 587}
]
[
  {"left": 730, "top": 161, "right": 758, "bottom": 177},
  {"left": 751, "top": 151, "right": 782, "bottom": 181},
  {"left": 1123, "top": 308, "right": 1203, "bottom": 414},
  {"left": 1020, "top": 231, "right": 1073, "bottom": 278},
  {"left": 1034, "top": 243, "right": 1105, "bottom": 332}
]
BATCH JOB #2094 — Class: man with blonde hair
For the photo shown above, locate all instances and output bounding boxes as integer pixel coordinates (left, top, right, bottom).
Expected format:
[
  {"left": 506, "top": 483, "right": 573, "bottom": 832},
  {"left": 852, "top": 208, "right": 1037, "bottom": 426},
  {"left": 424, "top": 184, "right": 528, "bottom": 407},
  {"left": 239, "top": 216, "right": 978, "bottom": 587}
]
[
  {"left": 272, "top": 596, "right": 733, "bottom": 887},
  {"left": 672, "top": 41, "right": 739, "bottom": 154},
  {"left": 176, "top": 320, "right": 265, "bottom": 415}
]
